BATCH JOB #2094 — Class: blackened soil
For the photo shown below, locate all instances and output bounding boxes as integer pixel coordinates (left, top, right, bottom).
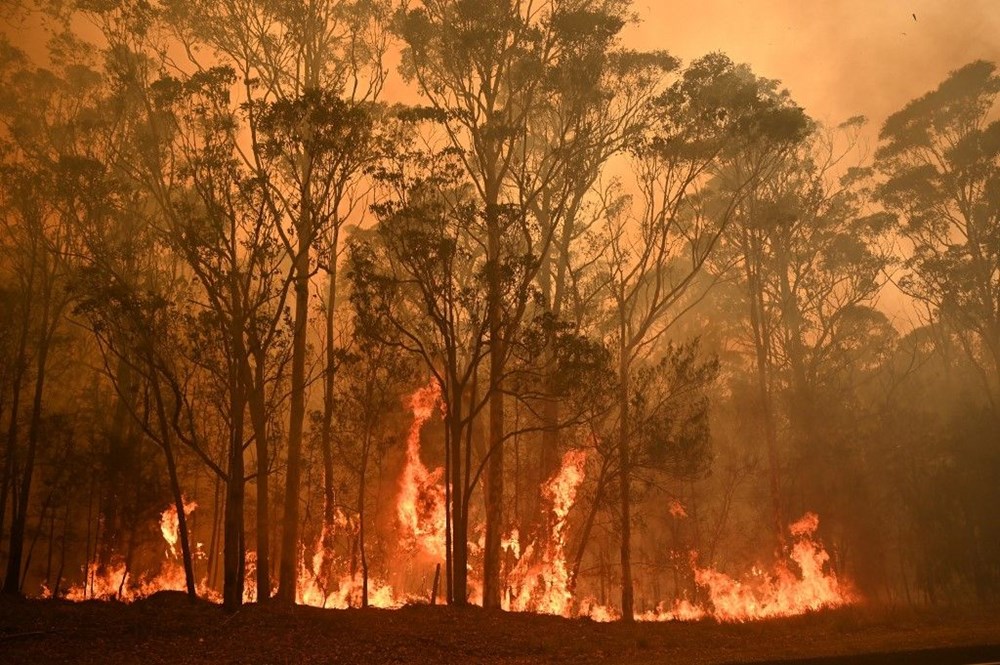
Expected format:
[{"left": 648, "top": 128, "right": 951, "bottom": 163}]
[{"left": 0, "top": 594, "right": 997, "bottom": 664}]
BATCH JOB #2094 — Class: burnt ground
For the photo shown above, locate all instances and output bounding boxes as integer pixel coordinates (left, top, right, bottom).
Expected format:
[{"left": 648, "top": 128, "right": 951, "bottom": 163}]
[{"left": 0, "top": 593, "right": 998, "bottom": 665}]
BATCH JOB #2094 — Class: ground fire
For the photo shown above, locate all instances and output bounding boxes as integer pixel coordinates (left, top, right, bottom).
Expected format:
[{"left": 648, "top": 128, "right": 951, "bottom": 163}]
[
  {"left": 53, "top": 387, "right": 854, "bottom": 623},
  {"left": 2, "top": 1, "right": 999, "bottom": 662}
]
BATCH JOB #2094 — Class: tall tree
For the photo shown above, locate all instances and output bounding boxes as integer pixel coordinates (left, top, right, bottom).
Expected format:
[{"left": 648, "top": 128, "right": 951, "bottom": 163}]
[
  {"left": 877, "top": 60, "right": 1000, "bottom": 416},
  {"left": 396, "top": 0, "right": 645, "bottom": 608},
  {"left": 0, "top": 46, "right": 95, "bottom": 594},
  {"left": 595, "top": 53, "right": 809, "bottom": 619},
  {"left": 165, "top": 0, "right": 390, "bottom": 602}
]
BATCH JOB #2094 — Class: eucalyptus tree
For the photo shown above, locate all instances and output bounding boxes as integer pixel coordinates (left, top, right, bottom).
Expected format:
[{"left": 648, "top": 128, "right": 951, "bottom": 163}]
[
  {"left": 0, "top": 43, "right": 103, "bottom": 594},
  {"left": 518, "top": 45, "right": 679, "bottom": 536},
  {"left": 877, "top": 60, "right": 1000, "bottom": 416},
  {"left": 350, "top": 120, "right": 492, "bottom": 605},
  {"left": 395, "top": 0, "right": 654, "bottom": 608},
  {"left": 164, "top": 0, "right": 391, "bottom": 602},
  {"left": 594, "top": 53, "right": 810, "bottom": 620}
]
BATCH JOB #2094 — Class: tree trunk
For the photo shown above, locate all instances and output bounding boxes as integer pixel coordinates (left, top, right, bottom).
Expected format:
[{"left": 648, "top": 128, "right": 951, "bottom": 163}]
[
  {"left": 617, "top": 344, "right": 635, "bottom": 622},
  {"left": 447, "top": 385, "right": 468, "bottom": 605},
  {"left": 483, "top": 199, "right": 504, "bottom": 610},
  {"left": 278, "top": 222, "right": 311, "bottom": 603},
  {"left": 0, "top": 285, "right": 31, "bottom": 579},
  {"left": 224, "top": 315, "right": 248, "bottom": 609},
  {"left": 3, "top": 324, "right": 50, "bottom": 595},
  {"left": 223, "top": 410, "right": 246, "bottom": 610},
  {"left": 744, "top": 231, "right": 785, "bottom": 548},
  {"left": 247, "top": 359, "right": 270, "bottom": 602},
  {"left": 569, "top": 459, "right": 608, "bottom": 594},
  {"left": 320, "top": 238, "right": 339, "bottom": 588},
  {"left": 150, "top": 374, "right": 197, "bottom": 599},
  {"left": 358, "top": 431, "right": 370, "bottom": 608}
]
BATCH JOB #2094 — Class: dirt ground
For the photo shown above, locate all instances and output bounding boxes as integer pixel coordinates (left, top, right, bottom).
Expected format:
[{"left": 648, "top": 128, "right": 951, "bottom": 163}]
[{"left": 1, "top": 593, "right": 998, "bottom": 664}]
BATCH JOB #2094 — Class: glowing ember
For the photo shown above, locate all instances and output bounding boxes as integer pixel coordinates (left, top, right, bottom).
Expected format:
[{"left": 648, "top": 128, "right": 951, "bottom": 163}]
[{"left": 396, "top": 380, "right": 447, "bottom": 560}]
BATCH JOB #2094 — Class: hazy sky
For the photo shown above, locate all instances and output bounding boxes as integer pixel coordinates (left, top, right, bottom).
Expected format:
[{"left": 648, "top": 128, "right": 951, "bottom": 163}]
[
  {"left": 629, "top": 0, "right": 1000, "bottom": 129},
  {"left": 4, "top": 1, "right": 998, "bottom": 326},
  {"left": 6, "top": 1, "right": 1000, "bottom": 129}
]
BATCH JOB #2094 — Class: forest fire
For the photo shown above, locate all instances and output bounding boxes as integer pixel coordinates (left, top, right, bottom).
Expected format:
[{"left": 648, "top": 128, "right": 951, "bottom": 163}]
[
  {"left": 397, "top": 381, "right": 448, "bottom": 560},
  {"left": 50, "top": 391, "right": 854, "bottom": 623},
  {"left": 5, "top": 3, "right": 999, "bottom": 663},
  {"left": 628, "top": 513, "right": 854, "bottom": 623},
  {"left": 57, "top": 502, "right": 206, "bottom": 603},
  {"left": 504, "top": 449, "right": 588, "bottom": 617}
]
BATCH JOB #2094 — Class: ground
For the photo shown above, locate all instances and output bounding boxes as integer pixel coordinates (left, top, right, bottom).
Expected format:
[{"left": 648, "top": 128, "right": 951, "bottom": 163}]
[{"left": 1, "top": 594, "right": 998, "bottom": 664}]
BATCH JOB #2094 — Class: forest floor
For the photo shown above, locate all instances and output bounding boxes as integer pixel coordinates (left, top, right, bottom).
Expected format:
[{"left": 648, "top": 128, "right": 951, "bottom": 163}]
[{"left": 0, "top": 593, "right": 998, "bottom": 665}]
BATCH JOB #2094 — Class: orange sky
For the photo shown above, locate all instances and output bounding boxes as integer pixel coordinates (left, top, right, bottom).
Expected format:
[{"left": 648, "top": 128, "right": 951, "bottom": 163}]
[
  {"left": 5, "top": 1, "right": 998, "bottom": 326},
  {"left": 629, "top": 0, "right": 1000, "bottom": 128},
  {"left": 6, "top": 1, "right": 999, "bottom": 130}
]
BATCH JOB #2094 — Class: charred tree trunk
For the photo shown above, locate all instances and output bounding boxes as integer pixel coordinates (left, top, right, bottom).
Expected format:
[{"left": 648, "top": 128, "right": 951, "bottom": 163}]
[
  {"left": 150, "top": 374, "right": 196, "bottom": 599},
  {"left": 247, "top": 358, "right": 270, "bottom": 602},
  {"left": 447, "top": 382, "right": 467, "bottom": 605},
  {"left": 358, "top": 431, "right": 370, "bottom": 608},
  {"left": 224, "top": 303, "right": 249, "bottom": 609},
  {"left": 223, "top": 405, "right": 246, "bottom": 610},
  {"left": 278, "top": 207, "right": 311, "bottom": 604},
  {"left": 617, "top": 340, "right": 635, "bottom": 622},
  {"left": 483, "top": 198, "right": 504, "bottom": 610},
  {"left": 3, "top": 314, "right": 51, "bottom": 595},
  {"left": 0, "top": 271, "right": 32, "bottom": 583},
  {"left": 320, "top": 240, "right": 339, "bottom": 588}
]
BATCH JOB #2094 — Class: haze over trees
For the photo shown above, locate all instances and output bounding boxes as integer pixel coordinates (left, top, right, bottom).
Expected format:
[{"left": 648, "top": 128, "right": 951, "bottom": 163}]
[{"left": 0, "top": 0, "right": 997, "bottom": 619}]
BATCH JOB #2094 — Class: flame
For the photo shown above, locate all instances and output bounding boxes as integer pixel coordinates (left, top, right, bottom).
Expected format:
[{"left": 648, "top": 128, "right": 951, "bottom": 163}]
[
  {"left": 396, "top": 380, "right": 447, "bottom": 560},
  {"left": 504, "top": 449, "right": 588, "bottom": 617},
  {"left": 628, "top": 511, "right": 853, "bottom": 623},
  {"left": 691, "top": 512, "right": 853, "bottom": 622},
  {"left": 45, "top": 383, "right": 856, "bottom": 624},
  {"left": 160, "top": 498, "right": 197, "bottom": 559},
  {"left": 59, "top": 501, "right": 215, "bottom": 602}
]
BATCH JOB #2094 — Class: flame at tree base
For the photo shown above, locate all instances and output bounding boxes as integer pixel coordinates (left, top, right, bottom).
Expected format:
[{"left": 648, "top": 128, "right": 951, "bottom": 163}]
[
  {"left": 48, "top": 386, "right": 856, "bottom": 622},
  {"left": 583, "top": 512, "right": 855, "bottom": 623}
]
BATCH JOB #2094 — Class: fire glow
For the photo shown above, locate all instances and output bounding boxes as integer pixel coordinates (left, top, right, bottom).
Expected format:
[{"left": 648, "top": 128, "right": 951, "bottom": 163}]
[{"left": 53, "top": 385, "right": 855, "bottom": 622}]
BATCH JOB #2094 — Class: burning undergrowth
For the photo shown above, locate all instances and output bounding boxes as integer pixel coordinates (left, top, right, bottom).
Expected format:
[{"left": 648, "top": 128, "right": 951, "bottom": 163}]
[{"left": 49, "top": 384, "right": 855, "bottom": 622}]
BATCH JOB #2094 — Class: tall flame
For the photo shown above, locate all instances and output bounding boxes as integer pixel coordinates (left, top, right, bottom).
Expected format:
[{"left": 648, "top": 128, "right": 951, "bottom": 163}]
[
  {"left": 396, "top": 380, "right": 447, "bottom": 560},
  {"left": 505, "top": 449, "right": 587, "bottom": 617},
  {"left": 160, "top": 498, "right": 197, "bottom": 559}
]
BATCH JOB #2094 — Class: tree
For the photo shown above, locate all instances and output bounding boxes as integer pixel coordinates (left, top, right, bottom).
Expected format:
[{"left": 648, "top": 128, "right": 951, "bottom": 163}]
[
  {"left": 594, "top": 53, "right": 810, "bottom": 619},
  {"left": 0, "top": 45, "right": 96, "bottom": 594},
  {"left": 166, "top": 0, "right": 390, "bottom": 603},
  {"left": 396, "top": 0, "right": 650, "bottom": 609},
  {"left": 351, "top": 128, "right": 492, "bottom": 605},
  {"left": 716, "top": 117, "right": 893, "bottom": 548},
  {"left": 877, "top": 60, "right": 1000, "bottom": 416}
]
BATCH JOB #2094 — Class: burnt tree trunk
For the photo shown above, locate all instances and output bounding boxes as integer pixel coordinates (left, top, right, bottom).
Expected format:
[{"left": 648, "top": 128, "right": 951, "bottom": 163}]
[{"left": 278, "top": 203, "right": 311, "bottom": 603}]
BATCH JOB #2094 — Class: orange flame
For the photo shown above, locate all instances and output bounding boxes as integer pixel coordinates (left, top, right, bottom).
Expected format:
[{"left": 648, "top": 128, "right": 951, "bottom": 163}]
[
  {"left": 690, "top": 512, "right": 853, "bottom": 622},
  {"left": 505, "top": 449, "right": 588, "bottom": 617},
  {"left": 59, "top": 500, "right": 213, "bottom": 602},
  {"left": 623, "top": 511, "right": 854, "bottom": 623},
  {"left": 396, "top": 380, "right": 447, "bottom": 560},
  {"left": 160, "top": 498, "right": 197, "bottom": 559}
]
